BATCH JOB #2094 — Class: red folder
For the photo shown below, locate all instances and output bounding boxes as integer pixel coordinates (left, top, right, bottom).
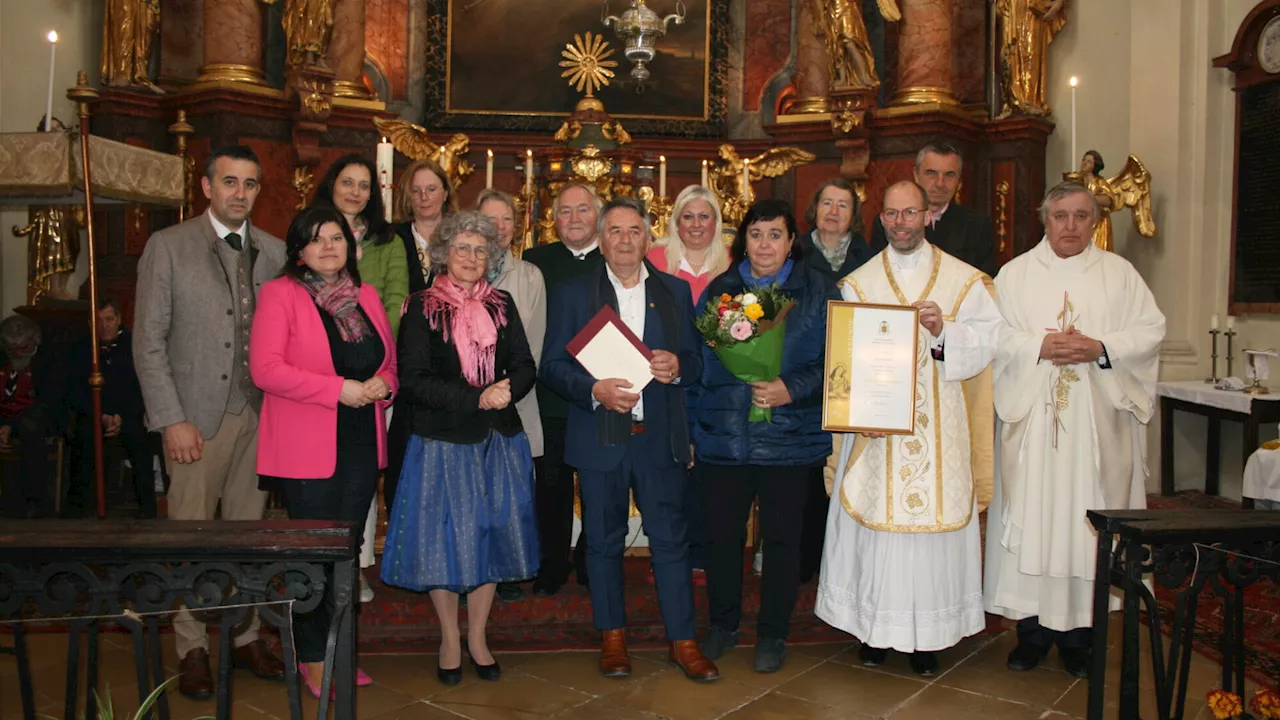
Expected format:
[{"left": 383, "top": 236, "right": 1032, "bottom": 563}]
[{"left": 566, "top": 305, "right": 653, "bottom": 361}]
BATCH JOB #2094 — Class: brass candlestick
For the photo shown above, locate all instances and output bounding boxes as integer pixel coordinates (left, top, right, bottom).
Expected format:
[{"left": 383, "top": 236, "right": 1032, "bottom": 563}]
[
  {"left": 1225, "top": 329, "right": 1237, "bottom": 378},
  {"left": 1206, "top": 329, "right": 1220, "bottom": 384}
]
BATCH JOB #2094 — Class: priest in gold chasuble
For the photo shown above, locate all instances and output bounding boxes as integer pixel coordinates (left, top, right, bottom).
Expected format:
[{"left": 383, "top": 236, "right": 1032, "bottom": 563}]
[{"left": 816, "top": 182, "right": 1001, "bottom": 675}]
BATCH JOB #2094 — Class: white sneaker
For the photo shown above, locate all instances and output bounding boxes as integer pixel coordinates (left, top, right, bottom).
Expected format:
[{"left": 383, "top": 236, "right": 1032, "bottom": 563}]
[
  {"left": 359, "top": 574, "right": 374, "bottom": 603},
  {"left": 752, "top": 549, "right": 763, "bottom": 575}
]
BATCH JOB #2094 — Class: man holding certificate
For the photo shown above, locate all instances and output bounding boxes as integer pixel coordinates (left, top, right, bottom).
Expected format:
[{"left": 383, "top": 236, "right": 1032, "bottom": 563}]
[
  {"left": 540, "top": 197, "right": 720, "bottom": 683},
  {"left": 817, "top": 181, "right": 1003, "bottom": 676}
]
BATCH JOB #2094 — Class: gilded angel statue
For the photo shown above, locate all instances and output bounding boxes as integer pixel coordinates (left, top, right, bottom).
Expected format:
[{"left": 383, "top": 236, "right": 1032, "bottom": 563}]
[
  {"left": 709, "top": 144, "right": 817, "bottom": 227},
  {"left": 373, "top": 118, "right": 476, "bottom": 191},
  {"left": 1064, "top": 151, "right": 1155, "bottom": 252},
  {"left": 811, "top": 0, "right": 901, "bottom": 90},
  {"left": 100, "top": 0, "right": 163, "bottom": 92}
]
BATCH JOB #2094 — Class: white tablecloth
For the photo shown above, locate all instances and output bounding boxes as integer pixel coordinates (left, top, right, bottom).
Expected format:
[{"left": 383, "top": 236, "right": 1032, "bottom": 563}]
[
  {"left": 1244, "top": 442, "right": 1280, "bottom": 503},
  {"left": 1157, "top": 380, "right": 1280, "bottom": 415}
]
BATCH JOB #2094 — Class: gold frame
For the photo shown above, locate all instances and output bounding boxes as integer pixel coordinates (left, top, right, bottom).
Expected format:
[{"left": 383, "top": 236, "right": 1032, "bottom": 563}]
[
  {"left": 442, "top": 0, "right": 714, "bottom": 121},
  {"left": 822, "top": 300, "right": 921, "bottom": 435}
]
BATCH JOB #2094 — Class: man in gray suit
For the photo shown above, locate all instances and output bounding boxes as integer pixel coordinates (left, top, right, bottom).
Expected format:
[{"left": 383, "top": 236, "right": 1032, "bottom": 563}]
[{"left": 133, "top": 145, "right": 287, "bottom": 698}]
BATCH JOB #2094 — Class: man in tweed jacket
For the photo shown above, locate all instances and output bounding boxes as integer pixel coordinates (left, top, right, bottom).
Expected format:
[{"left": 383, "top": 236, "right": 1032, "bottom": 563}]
[{"left": 133, "top": 145, "right": 287, "bottom": 698}]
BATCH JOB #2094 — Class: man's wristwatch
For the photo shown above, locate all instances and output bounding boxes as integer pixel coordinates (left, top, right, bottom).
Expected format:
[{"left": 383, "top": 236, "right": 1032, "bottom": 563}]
[{"left": 1097, "top": 342, "right": 1112, "bottom": 369}]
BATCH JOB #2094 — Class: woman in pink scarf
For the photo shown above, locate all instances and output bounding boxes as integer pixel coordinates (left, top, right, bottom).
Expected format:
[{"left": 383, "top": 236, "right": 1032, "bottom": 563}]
[{"left": 380, "top": 211, "right": 539, "bottom": 685}]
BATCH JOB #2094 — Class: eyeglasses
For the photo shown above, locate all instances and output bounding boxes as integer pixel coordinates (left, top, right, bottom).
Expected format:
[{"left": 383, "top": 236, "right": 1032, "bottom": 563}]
[
  {"left": 451, "top": 243, "right": 489, "bottom": 259},
  {"left": 881, "top": 208, "right": 925, "bottom": 222}
]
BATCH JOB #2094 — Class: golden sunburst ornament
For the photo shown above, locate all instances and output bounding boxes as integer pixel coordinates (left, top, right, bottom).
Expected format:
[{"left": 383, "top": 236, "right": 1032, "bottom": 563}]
[{"left": 560, "top": 32, "right": 618, "bottom": 97}]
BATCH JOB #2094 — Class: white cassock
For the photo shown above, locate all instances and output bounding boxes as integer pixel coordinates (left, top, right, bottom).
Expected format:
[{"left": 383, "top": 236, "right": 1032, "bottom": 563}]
[
  {"left": 817, "top": 243, "right": 1002, "bottom": 652},
  {"left": 984, "top": 239, "right": 1165, "bottom": 632}
]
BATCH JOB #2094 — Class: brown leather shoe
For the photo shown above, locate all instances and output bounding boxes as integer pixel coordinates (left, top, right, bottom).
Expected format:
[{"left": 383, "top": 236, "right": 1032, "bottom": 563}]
[
  {"left": 232, "top": 639, "right": 285, "bottom": 680},
  {"left": 598, "top": 629, "right": 632, "bottom": 678},
  {"left": 178, "top": 648, "right": 214, "bottom": 699},
  {"left": 669, "top": 639, "right": 721, "bottom": 683}
]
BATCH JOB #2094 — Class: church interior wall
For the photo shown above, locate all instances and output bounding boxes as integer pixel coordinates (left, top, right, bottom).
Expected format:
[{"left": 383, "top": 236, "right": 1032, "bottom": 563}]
[{"left": 1047, "top": 0, "right": 1280, "bottom": 500}]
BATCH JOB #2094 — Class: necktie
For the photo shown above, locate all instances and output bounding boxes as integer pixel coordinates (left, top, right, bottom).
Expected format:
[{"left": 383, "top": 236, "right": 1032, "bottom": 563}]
[{"left": 225, "top": 231, "right": 243, "bottom": 251}]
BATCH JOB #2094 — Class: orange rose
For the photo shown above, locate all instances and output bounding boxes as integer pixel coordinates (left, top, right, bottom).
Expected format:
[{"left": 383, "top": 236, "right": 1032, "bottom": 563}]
[{"left": 1252, "top": 688, "right": 1280, "bottom": 720}]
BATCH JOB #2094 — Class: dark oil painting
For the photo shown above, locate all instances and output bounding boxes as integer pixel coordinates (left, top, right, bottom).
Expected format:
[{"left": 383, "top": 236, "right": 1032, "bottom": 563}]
[{"left": 445, "top": 0, "right": 711, "bottom": 120}]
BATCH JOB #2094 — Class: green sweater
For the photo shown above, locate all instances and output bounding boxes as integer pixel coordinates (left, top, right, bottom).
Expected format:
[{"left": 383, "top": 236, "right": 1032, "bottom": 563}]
[{"left": 358, "top": 234, "right": 410, "bottom": 337}]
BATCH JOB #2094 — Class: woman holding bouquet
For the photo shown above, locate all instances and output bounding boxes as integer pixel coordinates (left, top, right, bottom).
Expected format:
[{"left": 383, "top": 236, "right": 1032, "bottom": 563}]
[{"left": 690, "top": 200, "right": 840, "bottom": 674}]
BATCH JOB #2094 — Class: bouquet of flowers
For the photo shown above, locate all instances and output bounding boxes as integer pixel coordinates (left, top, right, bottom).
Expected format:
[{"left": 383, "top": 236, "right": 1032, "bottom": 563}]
[{"left": 694, "top": 286, "right": 796, "bottom": 422}]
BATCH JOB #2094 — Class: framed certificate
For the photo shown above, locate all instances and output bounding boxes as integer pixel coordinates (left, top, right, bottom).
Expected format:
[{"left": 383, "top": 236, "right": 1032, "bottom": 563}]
[{"left": 822, "top": 301, "right": 921, "bottom": 435}]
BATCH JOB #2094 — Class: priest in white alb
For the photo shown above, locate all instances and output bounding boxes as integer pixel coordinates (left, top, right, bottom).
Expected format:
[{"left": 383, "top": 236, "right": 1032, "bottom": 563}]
[
  {"left": 984, "top": 180, "right": 1165, "bottom": 678},
  {"left": 816, "top": 181, "right": 1001, "bottom": 676}
]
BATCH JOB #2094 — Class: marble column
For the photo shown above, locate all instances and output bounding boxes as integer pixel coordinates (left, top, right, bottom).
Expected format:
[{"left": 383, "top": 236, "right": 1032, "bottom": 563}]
[
  {"left": 196, "top": 0, "right": 269, "bottom": 86},
  {"left": 890, "top": 0, "right": 958, "bottom": 107},
  {"left": 328, "top": 0, "right": 369, "bottom": 98},
  {"left": 790, "top": 0, "right": 830, "bottom": 114}
]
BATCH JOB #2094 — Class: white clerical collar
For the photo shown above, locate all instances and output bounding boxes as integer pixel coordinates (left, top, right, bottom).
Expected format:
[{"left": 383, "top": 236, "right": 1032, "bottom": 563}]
[
  {"left": 1038, "top": 236, "right": 1095, "bottom": 269},
  {"left": 606, "top": 262, "right": 649, "bottom": 290},
  {"left": 889, "top": 240, "right": 932, "bottom": 270},
  {"left": 208, "top": 212, "right": 247, "bottom": 243},
  {"left": 567, "top": 240, "right": 599, "bottom": 259}
]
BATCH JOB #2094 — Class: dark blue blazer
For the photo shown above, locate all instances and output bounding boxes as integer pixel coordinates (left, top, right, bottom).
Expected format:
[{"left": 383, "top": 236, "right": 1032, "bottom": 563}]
[{"left": 540, "top": 267, "right": 703, "bottom": 473}]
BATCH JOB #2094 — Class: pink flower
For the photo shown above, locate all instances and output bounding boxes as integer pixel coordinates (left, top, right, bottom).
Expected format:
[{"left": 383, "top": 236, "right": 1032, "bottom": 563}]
[{"left": 730, "top": 320, "right": 753, "bottom": 341}]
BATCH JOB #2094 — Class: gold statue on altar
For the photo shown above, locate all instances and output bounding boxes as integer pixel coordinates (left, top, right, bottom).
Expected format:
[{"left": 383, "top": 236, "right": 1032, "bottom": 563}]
[
  {"left": 709, "top": 144, "right": 817, "bottom": 227},
  {"left": 1064, "top": 151, "right": 1155, "bottom": 252},
  {"left": 812, "top": 0, "right": 901, "bottom": 90},
  {"left": 14, "top": 206, "right": 82, "bottom": 303},
  {"left": 267, "top": 0, "right": 336, "bottom": 69},
  {"left": 995, "top": 0, "right": 1067, "bottom": 117},
  {"left": 372, "top": 117, "right": 476, "bottom": 191},
  {"left": 100, "top": 0, "right": 163, "bottom": 93}
]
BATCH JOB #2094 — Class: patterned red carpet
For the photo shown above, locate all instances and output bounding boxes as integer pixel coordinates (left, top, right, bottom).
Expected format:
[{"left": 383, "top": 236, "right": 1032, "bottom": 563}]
[{"left": 1144, "top": 492, "right": 1279, "bottom": 687}]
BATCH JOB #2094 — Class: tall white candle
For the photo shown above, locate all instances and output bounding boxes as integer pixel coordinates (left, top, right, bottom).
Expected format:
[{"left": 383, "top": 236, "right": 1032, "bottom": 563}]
[
  {"left": 741, "top": 159, "right": 751, "bottom": 203},
  {"left": 1069, "top": 76, "right": 1079, "bottom": 167},
  {"left": 1211, "top": 313, "right": 1220, "bottom": 331},
  {"left": 659, "top": 155, "right": 667, "bottom": 197},
  {"left": 701, "top": 159, "right": 709, "bottom": 188},
  {"left": 376, "top": 137, "right": 394, "bottom": 222},
  {"left": 1226, "top": 315, "right": 1235, "bottom": 331},
  {"left": 524, "top": 149, "right": 533, "bottom": 192},
  {"left": 485, "top": 149, "right": 494, "bottom": 189},
  {"left": 44, "top": 31, "right": 58, "bottom": 132}
]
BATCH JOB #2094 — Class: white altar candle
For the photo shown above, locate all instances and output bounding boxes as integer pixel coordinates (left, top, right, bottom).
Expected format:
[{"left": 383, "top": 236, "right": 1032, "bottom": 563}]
[
  {"left": 659, "top": 155, "right": 667, "bottom": 197},
  {"left": 701, "top": 159, "right": 709, "bottom": 188},
  {"left": 741, "top": 159, "right": 750, "bottom": 203},
  {"left": 1069, "top": 76, "right": 1079, "bottom": 167},
  {"left": 44, "top": 31, "right": 58, "bottom": 132},
  {"left": 1211, "top": 313, "right": 1220, "bottom": 331},
  {"left": 376, "top": 137, "right": 394, "bottom": 222},
  {"left": 485, "top": 149, "right": 494, "bottom": 189},
  {"left": 1226, "top": 315, "right": 1235, "bottom": 331},
  {"left": 525, "top": 149, "right": 533, "bottom": 192}
]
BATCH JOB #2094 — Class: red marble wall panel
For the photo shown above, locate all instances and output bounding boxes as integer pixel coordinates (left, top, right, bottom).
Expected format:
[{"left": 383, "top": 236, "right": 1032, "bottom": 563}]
[
  {"left": 861, "top": 157, "right": 915, "bottom": 231},
  {"left": 951, "top": 0, "right": 987, "bottom": 105},
  {"left": 365, "top": 0, "right": 410, "bottom": 101},
  {"left": 159, "top": 0, "right": 203, "bottom": 85},
  {"left": 794, "top": 161, "right": 843, "bottom": 232},
  {"left": 240, "top": 139, "right": 298, "bottom": 240},
  {"left": 744, "top": 0, "right": 791, "bottom": 112}
]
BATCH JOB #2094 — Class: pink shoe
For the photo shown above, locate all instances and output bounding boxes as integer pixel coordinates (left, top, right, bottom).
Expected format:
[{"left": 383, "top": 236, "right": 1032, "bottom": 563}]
[
  {"left": 299, "top": 663, "right": 322, "bottom": 699},
  {"left": 356, "top": 668, "right": 373, "bottom": 687},
  {"left": 300, "top": 663, "right": 373, "bottom": 695}
]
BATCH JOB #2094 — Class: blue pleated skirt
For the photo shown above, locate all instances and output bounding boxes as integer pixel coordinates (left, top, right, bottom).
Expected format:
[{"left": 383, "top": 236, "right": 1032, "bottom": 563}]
[{"left": 380, "top": 429, "right": 540, "bottom": 593}]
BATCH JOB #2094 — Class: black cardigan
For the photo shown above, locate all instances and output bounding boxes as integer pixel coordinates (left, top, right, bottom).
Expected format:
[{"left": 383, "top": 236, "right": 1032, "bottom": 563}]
[
  {"left": 397, "top": 289, "right": 536, "bottom": 444},
  {"left": 393, "top": 221, "right": 432, "bottom": 295}
]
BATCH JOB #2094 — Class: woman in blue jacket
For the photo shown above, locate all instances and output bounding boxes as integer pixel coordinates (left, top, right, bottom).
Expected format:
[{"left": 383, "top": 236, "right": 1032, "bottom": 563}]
[{"left": 691, "top": 199, "right": 839, "bottom": 674}]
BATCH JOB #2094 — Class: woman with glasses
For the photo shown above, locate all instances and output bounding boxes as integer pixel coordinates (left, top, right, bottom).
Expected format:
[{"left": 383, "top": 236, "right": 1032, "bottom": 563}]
[
  {"left": 380, "top": 211, "right": 539, "bottom": 685},
  {"left": 691, "top": 200, "right": 840, "bottom": 674}
]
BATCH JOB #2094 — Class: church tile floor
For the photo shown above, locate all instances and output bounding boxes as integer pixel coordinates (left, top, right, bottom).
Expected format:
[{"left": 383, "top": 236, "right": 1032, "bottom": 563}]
[{"left": 2, "top": 615, "right": 1268, "bottom": 719}]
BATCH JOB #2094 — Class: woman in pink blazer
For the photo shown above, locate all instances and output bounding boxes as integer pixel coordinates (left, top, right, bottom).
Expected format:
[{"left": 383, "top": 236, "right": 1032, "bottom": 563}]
[{"left": 250, "top": 204, "right": 398, "bottom": 696}]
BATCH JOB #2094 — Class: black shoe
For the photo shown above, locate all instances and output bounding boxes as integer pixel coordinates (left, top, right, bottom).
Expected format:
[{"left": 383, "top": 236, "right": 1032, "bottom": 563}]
[
  {"left": 753, "top": 638, "right": 786, "bottom": 673},
  {"left": 575, "top": 567, "right": 590, "bottom": 589},
  {"left": 497, "top": 582, "right": 524, "bottom": 602},
  {"left": 532, "top": 577, "right": 561, "bottom": 597},
  {"left": 470, "top": 656, "right": 501, "bottom": 681},
  {"left": 1006, "top": 641, "right": 1051, "bottom": 672},
  {"left": 699, "top": 626, "right": 739, "bottom": 661},
  {"left": 909, "top": 651, "right": 939, "bottom": 676},
  {"left": 437, "top": 664, "right": 462, "bottom": 685},
  {"left": 1060, "top": 646, "right": 1091, "bottom": 679},
  {"left": 858, "top": 644, "right": 889, "bottom": 667}
]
